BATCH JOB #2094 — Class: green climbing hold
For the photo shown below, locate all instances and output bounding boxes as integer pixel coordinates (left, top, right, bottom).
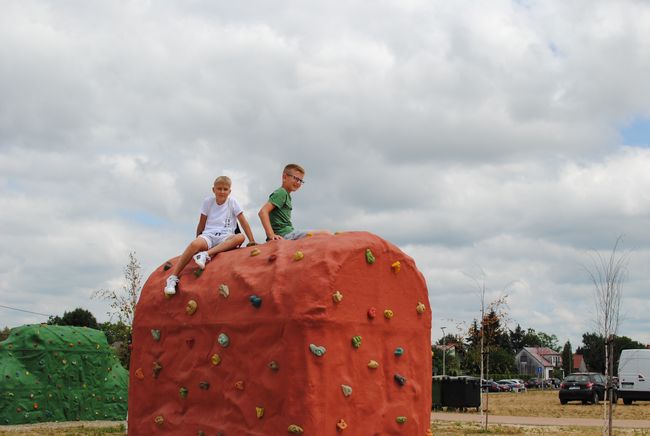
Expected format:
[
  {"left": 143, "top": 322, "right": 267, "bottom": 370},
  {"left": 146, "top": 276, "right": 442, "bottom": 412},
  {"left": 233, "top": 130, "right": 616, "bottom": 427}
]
[
  {"left": 179, "top": 387, "right": 188, "bottom": 398},
  {"left": 351, "top": 336, "right": 362, "bottom": 349},
  {"left": 151, "top": 329, "right": 161, "bottom": 342},
  {"left": 365, "top": 248, "right": 375, "bottom": 264},
  {"left": 396, "top": 416, "right": 407, "bottom": 424}
]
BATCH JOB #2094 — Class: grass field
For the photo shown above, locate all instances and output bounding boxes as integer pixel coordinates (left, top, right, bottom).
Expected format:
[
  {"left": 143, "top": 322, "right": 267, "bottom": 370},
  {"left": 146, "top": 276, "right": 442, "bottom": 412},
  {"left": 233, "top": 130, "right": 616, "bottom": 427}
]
[{"left": 2, "top": 390, "right": 650, "bottom": 435}]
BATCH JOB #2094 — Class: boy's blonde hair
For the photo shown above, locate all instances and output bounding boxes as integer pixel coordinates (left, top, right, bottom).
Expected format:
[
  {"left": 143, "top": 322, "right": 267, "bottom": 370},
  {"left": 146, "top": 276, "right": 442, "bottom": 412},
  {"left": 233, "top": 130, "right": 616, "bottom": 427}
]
[
  {"left": 284, "top": 163, "right": 305, "bottom": 174},
  {"left": 213, "top": 176, "right": 232, "bottom": 187}
]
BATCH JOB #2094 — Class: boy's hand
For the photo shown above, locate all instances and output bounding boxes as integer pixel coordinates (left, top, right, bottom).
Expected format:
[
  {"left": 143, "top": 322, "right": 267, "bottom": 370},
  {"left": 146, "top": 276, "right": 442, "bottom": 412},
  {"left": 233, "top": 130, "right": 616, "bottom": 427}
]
[{"left": 269, "top": 235, "right": 284, "bottom": 240}]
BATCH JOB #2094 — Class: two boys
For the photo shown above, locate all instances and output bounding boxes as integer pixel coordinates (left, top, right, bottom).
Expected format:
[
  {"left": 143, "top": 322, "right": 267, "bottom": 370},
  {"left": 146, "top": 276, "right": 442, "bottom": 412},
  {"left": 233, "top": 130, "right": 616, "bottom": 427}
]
[{"left": 164, "top": 164, "right": 327, "bottom": 295}]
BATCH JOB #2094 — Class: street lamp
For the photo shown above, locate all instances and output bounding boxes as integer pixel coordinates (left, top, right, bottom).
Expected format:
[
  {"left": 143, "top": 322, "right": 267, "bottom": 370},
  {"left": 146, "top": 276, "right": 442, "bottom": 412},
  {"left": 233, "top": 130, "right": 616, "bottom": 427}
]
[{"left": 441, "top": 326, "right": 447, "bottom": 376}]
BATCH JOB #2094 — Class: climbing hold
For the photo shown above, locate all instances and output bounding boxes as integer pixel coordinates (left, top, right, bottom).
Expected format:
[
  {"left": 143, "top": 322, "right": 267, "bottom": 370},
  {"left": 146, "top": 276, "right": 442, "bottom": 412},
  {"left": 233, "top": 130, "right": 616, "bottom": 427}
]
[
  {"left": 152, "top": 361, "right": 162, "bottom": 379},
  {"left": 426, "top": 428, "right": 434, "bottom": 436},
  {"left": 234, "top": 380, "right": 245, "bottom": 390},
  {"left": 218, "top": 284, "right": 230, "bottom": 298},
  {"left": 336, "top": 419, "right": 348, "bottom": 431},
  {"left": 33, "top": 403, "right": 38, "bottom": 410},
  {"left": 194, "top": 268, "right": 203, "bottom": 278},
  {"left": 416, "top": 302, "right": 426, "bottom": 314},
  {"left": 394, "top": 374, "right": 407, "bottom": 386},
  {"left": 293, "top": 251, "right": 304, "bottom": 261},
  {"left": 351, "top": 336, "right": 362, "bottom": 349},
  {"left": 211, "top": 354, "right": 221, "bottom": 366},
  {"left": 186, "top": 300, "right": 198, "bottom": 315},
  {"left": 250, "top": 295, "right": 262, "bottom": 308},
  {"left": 332, "top": 291, "right": 343, "bottom": 303},
  {"left": 179, "top": 387, "right": 188, "bottom": 398},
  {"left": 151, "top": 329, "right": 161, "bottom": 341},
  {"left": 154, "top": 415, "right": 164, "bottom": 425},
  {"left": 384, "top": 309, "right": 394, "bottom": 319},
  {"left": 163, "top": 261, "right": 173, "bottom": 271},
  {"left": 394, "top": 347, "right": 404, "bottom": 357},
  {"left": 218, "top": 333, "right": 230, "bottom": 347},
  {"left": 199, "top": 381, "right": 210, "bottom": 390},
  {"left": 186, "top": 338, "right": 195, "bottom": 349},
  {"left": 367, "top": 307, "right": 377, "bottom": 319},
  {"left": 268, "top": 254, "right": 277, "bottom": 262},
  {"left": 198, "top": 431, "right": 205, "bottom": 436},
  {"left": 250, "top": 248, "right": 261, "bottom": 256},
  {"left": 134, "top": 368, "right": 144, "bottom": 379},
  {"left": 268, "top": 360, "right": 279, "bottom": 371},
  {"left": 391, "top": 260, "right": 401, "bottom": 273},
  {"left": 365, "top": 248, "right": 375, "bottom": 264},
  {"left": 309, "top": 344, "right": 327, "bottom": 356},
  {"left": 367, "top": 360, "right": 379, "bottom": 369},
  {"left": 396, "top": 416, "right": 407, "bottom": 424},
  {"left": 341, "top": 384, "right": 352, "bottom": 397},
  {"left": 256, "top": 406, "right": 264, "bottom": 418},
  {"left": 288, "top": 424, "right": 304, "bottom": 434}
]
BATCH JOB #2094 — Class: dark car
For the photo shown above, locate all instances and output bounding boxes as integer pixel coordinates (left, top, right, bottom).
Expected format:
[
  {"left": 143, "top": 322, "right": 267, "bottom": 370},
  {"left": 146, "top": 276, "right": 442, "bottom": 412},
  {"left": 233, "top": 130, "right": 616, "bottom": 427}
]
[
  {"left": 525, "top": 378, "right": 542, "bottom": 389},
  {"left": 481, "top": 379, "right": 500, "bottom": 392},
  {"left": 559, "top": 372, "right": 616, "bottom": 405}
]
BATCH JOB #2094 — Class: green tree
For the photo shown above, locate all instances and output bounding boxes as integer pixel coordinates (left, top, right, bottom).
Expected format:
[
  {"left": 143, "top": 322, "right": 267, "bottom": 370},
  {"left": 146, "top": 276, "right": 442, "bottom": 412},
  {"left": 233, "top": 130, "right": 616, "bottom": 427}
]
[
  {"left": 48, "top": 307, "right": 99, "bottom": 329},
  {"left": 509, "top": 324, "right": 525, "bottom": 351},
  {"left": 561, "top": 341, "right": 573, "bottom": 375},
  {"left": 93, "top": 251, "right": 142, "bottom": 326},
  {"left": 578, "top": 333, "right": 645, "bottom": 375},
  {"left": 98, "top": 321, "right": 132, "bottom": 369}
]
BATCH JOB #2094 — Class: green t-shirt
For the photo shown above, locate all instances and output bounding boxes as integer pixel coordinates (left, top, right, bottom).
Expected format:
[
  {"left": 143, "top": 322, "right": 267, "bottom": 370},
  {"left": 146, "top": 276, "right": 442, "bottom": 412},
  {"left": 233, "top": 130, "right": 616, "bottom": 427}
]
[{"left": 269, "top": 187, "right": 293, "bottom": 236}]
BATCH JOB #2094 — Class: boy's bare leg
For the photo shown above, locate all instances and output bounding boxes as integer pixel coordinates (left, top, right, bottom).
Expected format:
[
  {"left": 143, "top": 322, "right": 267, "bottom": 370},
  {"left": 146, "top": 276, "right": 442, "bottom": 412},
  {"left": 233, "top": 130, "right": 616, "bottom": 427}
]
[
  {"left": 206, "top": 234, "right": 245, "bottom": 258},
  {"left": 171, "top": 237, "right": 209, "bottom": 277}
]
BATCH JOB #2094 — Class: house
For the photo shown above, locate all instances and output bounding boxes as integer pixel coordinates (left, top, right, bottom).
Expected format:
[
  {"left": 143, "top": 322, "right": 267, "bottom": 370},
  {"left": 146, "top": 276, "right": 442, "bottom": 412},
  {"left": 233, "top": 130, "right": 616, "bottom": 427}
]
[
  {"left": 515, "top": 347, "right": 563, "bottom": 379},
  {"left": 573, "top": 353, "right": 588, "bottom": 372}
]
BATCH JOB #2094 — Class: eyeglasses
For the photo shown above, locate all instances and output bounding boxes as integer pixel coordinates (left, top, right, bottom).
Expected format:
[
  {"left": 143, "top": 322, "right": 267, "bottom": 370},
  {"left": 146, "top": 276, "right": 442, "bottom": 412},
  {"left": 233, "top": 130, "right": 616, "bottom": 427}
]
[{"left": 285, "top": 172, "right": 305, "bottom": 185}]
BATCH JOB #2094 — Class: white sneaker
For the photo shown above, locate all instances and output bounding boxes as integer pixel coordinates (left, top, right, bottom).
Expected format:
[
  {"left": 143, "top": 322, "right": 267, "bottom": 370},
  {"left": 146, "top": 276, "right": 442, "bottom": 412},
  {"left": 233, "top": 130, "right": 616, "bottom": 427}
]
[
  {"left": 193, "top": 251, "right": 211, "bottom": 269},
  {"left": 164, "top": 275, "right": 179, "bottom": 295}
]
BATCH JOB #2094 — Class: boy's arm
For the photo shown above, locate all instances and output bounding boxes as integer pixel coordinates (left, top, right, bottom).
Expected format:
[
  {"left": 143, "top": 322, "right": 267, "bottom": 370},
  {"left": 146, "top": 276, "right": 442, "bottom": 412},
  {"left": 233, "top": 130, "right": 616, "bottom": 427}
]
[
  {"left": 258, "top": 202, "right": 283, "bottom": 240},
  {"left": 196, "top": 214, "right": 207, "bottom": 237},
  {"left": 236, "top": 212, "right": 257, "bottom": 246}
]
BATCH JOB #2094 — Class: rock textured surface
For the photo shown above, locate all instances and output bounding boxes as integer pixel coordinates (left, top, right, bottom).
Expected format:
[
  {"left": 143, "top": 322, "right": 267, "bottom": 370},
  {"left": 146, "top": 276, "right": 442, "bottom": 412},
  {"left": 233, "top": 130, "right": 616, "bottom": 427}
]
[{"left": 128, "top": 231, "right": 431, "bottom": 435}]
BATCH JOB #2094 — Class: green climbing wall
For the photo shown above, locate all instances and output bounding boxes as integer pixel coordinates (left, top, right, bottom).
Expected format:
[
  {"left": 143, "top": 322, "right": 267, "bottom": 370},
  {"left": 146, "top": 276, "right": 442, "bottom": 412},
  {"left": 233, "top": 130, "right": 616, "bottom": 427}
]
[{"left": 0, "top": 324, "right": 128, "bottom": 425}]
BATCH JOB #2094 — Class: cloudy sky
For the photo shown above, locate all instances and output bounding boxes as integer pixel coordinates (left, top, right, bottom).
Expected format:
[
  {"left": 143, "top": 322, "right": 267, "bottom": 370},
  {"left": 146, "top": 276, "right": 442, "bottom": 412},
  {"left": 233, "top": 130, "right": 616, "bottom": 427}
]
[{"left": 2, "top": 0, "right": 649, "bottom": 350}]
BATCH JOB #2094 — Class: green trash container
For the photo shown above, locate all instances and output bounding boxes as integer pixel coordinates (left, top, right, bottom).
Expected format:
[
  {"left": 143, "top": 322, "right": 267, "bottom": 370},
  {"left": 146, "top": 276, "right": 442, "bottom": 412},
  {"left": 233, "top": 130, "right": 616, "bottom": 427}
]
[{"left": 431, "top": 376, "right": 443, "bottom": 409}]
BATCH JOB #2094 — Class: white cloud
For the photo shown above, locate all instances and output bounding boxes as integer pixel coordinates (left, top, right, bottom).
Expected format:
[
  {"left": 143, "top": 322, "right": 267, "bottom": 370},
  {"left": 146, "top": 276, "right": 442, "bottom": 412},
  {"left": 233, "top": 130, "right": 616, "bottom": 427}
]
[{"left": 2, "top": 0, "right": 650, "bottom": 352}]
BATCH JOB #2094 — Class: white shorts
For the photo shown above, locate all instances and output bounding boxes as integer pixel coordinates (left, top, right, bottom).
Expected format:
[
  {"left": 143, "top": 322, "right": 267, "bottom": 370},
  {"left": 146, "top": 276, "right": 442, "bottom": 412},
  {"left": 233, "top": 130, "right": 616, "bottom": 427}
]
[{"left": 199, "top": 232, "right": 236, "bottom": 250}]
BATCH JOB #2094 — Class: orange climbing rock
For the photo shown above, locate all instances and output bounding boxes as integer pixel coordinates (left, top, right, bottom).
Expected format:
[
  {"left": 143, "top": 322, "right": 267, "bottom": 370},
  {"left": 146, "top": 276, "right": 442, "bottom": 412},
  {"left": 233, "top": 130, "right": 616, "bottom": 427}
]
[{"left": 128, "top": 231, "right": 431, "bottom": 435}]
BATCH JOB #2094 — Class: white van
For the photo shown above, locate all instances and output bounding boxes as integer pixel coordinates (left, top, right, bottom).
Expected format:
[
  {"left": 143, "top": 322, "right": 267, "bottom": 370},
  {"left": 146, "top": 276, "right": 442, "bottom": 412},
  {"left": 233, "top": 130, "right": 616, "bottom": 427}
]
[{"left": 618, "top": 349, "right": 650, "bottom": 405}]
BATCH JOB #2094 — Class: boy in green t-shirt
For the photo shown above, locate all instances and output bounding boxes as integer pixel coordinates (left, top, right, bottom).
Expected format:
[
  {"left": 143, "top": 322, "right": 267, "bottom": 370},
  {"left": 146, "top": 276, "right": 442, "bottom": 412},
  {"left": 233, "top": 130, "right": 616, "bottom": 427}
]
[{"left": 258, "top": 163, "right": 330, "bottom": 240}]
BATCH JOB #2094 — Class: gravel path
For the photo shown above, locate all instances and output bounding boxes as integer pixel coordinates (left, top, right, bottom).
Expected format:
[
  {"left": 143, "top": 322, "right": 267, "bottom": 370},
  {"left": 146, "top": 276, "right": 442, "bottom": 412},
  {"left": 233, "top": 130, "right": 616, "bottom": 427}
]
[{"left": 432, "top": 411, "right": 650, "bottom": 429}]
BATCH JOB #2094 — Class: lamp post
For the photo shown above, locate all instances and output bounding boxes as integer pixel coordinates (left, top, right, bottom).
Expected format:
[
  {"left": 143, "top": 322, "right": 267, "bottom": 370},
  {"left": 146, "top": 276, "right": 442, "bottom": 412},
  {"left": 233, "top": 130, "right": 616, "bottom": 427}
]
[{"left": 441, "top": 326, "right": 447, "bottom": 376}]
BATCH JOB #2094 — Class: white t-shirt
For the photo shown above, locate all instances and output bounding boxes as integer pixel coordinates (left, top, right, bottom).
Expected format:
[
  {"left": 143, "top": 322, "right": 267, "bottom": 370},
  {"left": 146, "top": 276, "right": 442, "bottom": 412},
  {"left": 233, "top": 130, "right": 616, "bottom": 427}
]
[{"left": 200, "top": 196, "right": 243, "bottom": 236}]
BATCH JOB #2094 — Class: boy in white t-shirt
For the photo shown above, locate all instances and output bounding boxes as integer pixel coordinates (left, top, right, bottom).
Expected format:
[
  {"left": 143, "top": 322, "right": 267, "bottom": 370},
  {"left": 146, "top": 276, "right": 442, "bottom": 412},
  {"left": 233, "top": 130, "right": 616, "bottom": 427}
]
[{"left": 164, "top": 176, "right": 256, "bottom": 295}]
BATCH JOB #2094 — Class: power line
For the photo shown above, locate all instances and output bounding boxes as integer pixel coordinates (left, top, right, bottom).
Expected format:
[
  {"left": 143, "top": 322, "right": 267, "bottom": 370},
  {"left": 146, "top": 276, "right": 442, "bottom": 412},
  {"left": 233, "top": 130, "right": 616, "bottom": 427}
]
[{"left": 0, "top": 304, "right": 53, "bottom": 318}]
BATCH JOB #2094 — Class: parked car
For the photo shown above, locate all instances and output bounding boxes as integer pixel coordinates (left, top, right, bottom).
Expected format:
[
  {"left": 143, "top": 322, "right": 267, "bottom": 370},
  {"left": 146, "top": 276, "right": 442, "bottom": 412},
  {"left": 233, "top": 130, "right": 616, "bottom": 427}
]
[
  {"left": 495, "top": 380, "right": 513, "bottom": 391},
  {"left": 481, "top": 379, "right": 501, "bottom": 392},
  {"left": 497, "top": 379, "right": 525, "bottom": 392},
  {"left": 525, "top": 378, "right": 543, "bottom": 389},
  {"left": 559, "top": 372, "right": 616, "bottom": 405},
  {"left": 618, "top": 349, "right": 650, "bottom": 405},
  {"left": 548, "top": 377, "right": 561, "bottom": 388}
]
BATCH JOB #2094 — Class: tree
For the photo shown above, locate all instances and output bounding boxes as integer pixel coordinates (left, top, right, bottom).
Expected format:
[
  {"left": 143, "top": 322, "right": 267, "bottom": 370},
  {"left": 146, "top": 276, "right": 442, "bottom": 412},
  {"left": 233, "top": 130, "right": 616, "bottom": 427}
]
[
  {"left": 48, "top": 307, "right": 99, "bottom": 329},
  {"left": 93, "top": 251, "right": 142, "bottom": 326},
  {"left": 578, "top": 333, "right": 646, "bottom": 375},
  {"left": 561, "top": 341, "right": 573, "bottom": 376},
  {"left": 583, "top": 236, "right": 629, "bottom": 435}
]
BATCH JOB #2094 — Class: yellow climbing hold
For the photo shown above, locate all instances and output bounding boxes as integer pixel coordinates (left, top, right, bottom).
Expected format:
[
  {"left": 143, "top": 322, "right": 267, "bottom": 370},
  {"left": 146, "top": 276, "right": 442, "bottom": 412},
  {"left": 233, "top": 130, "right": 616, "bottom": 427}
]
[
  {"left": 391, "top": 260, "right": 401, "bottom": 273},
  {"left": 250, "top": 248, "right": 261, "bottom": 256},
  {"left": 332, "top": 290, "right": 343, "bottom": 303},
  {"left": 154, "top": 415, "right": 164, "bottom": 425},
  {"left": 256, "top": 406, "right": 265, "bottom": 418},
  {"left": 336, "top": 419, "right": 348, "bottom": 431},
  {"left": 293, "top": 251, "right": 304, "bottom": 261},
  {"left": 218, "top": 284, "right": 230, "bottom": 298},
  {"left": 288, "top": 424, "right": 304, "bottom": 434},
  {"left": 367, "top": 360, "right": 379, "bottom": 369},
  {"left": 384, "top": 309, "right": 394, "bottom": 319},
  {"left": 416, "top": 302, "right": 426, "bottom": 314},
  {"left": 210, "top": 354, "right": 221, "bottom": 366},
  {"left": 186, "top": 300, "right": 198, "bottom": 315}
]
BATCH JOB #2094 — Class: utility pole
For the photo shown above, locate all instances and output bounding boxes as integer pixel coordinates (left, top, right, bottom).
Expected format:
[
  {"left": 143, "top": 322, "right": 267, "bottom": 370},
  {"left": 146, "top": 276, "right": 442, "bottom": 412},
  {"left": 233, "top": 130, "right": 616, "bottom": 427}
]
[{"left": 441, "top": 326, "right": 447, "bottom": 376}]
